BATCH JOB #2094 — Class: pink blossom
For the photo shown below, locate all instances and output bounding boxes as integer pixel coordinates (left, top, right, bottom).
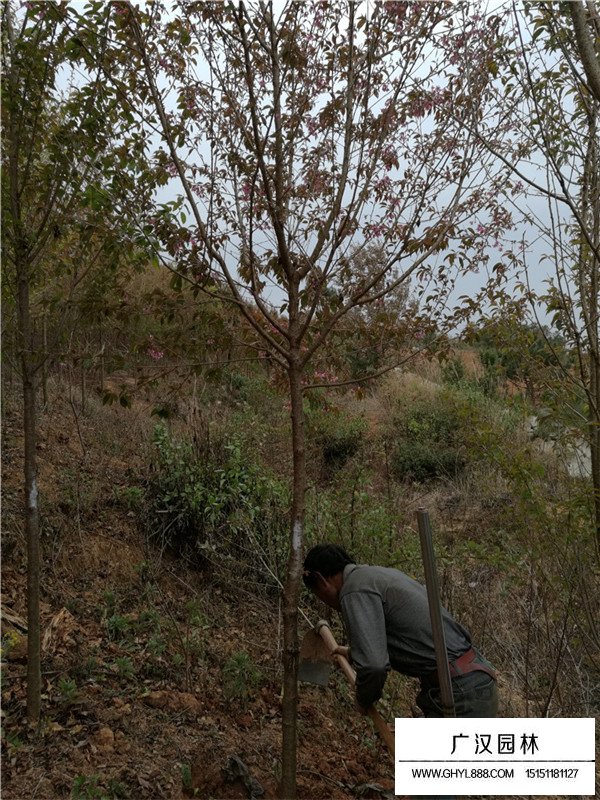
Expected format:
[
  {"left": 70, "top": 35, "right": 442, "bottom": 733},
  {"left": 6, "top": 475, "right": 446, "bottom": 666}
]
[
  {"left": 381, "top": 145, "right": 398, "bottom": 171},
  {"left": 306, "top": 116, "right": 319, "bottom": 136},
  {"left": 365, "top": 223, "right": 387, "bottom": 240},
  {"left": 147, "top": 348, "right": 164, "bottom": 361},
  {"left": 429, "top": 87, "right": 446, "bottom": 107},
  {"left": 241, "top": 182, "right": 251, "bottom": 201},
  {"left": 384, "top": 1, "right": 408, "bottom": 27},
  {"left": 313, "top": 369, "right": 338, "bottom": 383},
  {"left": 375, "top": 176, "right": 392, "bottom": 194},
  {"left": 310, "top": 172, "right": 327, "bottom": 194}
]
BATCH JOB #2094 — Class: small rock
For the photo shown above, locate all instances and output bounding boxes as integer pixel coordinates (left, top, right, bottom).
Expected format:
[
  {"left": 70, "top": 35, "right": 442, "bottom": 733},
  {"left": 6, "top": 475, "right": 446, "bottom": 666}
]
[
  {"left": 143, "top": 690, "right": 202, "bottom": 715},
  {"left": 41, "top": 608, "right": 79, "bottom": 655},
  {"left": 93, "top": 726, "right": 115, "bottom": 752},
  {"left": 113, "top": 698, "right": 132, "bottom": 714},
  {"left": 114, "top": 730, "right": 130, "bottom": 754},
  {"left": 222, "top": 755, "right": 265, "bottom": 799}
]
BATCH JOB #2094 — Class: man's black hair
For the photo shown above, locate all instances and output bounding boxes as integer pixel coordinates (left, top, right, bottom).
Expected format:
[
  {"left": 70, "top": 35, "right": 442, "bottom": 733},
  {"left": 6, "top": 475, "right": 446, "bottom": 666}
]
[{"left": 302, "top": 543, "right": 354, "bottom": 588}]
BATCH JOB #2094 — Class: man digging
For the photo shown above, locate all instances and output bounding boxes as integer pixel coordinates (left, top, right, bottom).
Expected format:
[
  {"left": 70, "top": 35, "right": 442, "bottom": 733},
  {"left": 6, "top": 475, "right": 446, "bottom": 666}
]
[{"left": 302, "top": 543, "right": 498, "bottom": 719}]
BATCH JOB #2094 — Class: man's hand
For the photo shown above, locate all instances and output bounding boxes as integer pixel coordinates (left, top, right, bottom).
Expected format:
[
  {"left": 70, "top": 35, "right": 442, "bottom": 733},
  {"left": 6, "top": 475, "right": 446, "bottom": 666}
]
[{"left": 332, "top": 645, "right": 350, "bottom": 659}]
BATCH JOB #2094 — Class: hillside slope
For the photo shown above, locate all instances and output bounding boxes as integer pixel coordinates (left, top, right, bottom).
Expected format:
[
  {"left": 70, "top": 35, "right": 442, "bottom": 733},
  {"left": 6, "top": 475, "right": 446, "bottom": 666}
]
[{"left": 1, "top": 383, "right": 400, "bottom": 800}]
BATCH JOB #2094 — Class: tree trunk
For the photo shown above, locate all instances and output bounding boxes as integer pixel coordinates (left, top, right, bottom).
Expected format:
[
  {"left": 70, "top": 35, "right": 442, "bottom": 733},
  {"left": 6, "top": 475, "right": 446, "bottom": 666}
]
[
  {"left": 99, "top": 321, "right": 105, "bottom": 394},
  {"left": 280, "top": 360, "right": 306, "bottom": 799},
  {"left": 81, "top": 354, "right": 87, "bottom": 413},
  {"left": 581, "top": 106, "right": 600, "bottom": 555},
  {"left": 588, "top": 118, "right": 600, "bottom": 556},
  {"left": 17, "top": 259, "right": 42, "bottom": 725},
  {"left": 570, "top": 1, "right": 600, "bottom": 106},
  {"left": 42, "top": 313, "right": 48, "bottom": 408},
  {"left": 6, "top": 1, "right": 42, "bottom": 723}
]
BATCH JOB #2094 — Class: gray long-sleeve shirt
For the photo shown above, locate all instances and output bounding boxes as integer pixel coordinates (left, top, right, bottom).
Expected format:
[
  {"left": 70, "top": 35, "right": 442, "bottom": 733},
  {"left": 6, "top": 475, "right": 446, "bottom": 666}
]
[{"left": 339, "top": 563, "right": 472, "bottom": 707}]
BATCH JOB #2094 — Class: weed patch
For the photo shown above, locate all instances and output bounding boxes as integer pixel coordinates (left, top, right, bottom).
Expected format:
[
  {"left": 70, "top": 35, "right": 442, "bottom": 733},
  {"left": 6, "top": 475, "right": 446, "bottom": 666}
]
[{"left": 144, "top": 424, "right": 289, "bottom": 576}]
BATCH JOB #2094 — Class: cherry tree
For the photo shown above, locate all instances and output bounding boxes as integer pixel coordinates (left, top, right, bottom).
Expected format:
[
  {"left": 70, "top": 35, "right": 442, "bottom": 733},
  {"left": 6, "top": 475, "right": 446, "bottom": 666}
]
[
  {"left": 463, "top": 1, "right": 600, "bottom": 556},
  {"left": 1, "top": 0, "right": 153, "bottom": 721},
  {"left": 101, "top": 1, "right": 513, "bottom": 793}
]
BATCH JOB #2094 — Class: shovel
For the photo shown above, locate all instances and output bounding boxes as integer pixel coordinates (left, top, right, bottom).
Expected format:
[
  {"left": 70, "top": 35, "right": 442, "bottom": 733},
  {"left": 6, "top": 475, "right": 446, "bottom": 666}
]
[{"left": 299, "top": 619, "right": 395, "bottom": 755}]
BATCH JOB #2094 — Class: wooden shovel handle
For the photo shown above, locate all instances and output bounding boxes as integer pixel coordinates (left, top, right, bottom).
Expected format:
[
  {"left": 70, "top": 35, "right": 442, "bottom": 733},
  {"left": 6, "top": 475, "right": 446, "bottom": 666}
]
[{"left": 315, "top": 621, "right": 395, "bottom": 755}]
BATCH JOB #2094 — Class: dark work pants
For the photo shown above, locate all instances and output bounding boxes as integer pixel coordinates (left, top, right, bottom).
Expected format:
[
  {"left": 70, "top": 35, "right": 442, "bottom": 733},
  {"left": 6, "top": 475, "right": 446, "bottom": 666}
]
[
  {"left": 410, "top": 671, "right": 498, "bottom": 800},
  {"left": 416, "top": 669, "right": 499, "bottom": 719}
]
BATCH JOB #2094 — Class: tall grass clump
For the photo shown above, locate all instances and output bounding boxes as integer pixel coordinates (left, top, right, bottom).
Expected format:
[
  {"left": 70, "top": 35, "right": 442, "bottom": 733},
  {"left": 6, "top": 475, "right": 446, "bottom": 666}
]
[
  {"left": 305, "top": 399, "right": 368, "bottom": 481},
  {"left": 387, "top": 390, "right": 468, "bottom": 482},
  {"left": 144, "top": 423, "right": 289, "bottom": 578}
]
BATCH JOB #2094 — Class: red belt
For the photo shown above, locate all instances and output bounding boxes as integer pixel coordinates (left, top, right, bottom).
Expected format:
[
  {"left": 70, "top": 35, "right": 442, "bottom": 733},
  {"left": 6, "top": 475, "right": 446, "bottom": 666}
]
[
  {"left": 425, "top": 647, "right": 497, "bottom": 686},
  {"left": 450, "top": 647, "right": 497, "bottom": 680}
]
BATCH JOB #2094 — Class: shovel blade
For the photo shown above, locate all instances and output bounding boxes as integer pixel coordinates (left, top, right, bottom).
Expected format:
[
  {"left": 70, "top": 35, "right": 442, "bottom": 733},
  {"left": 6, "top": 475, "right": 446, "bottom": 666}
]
[
  {"left": 298, "top": 628, "right": 333, "bottom": 687},
  {"left": 298, "top": 658, "right": 332, "bottom": 686}
]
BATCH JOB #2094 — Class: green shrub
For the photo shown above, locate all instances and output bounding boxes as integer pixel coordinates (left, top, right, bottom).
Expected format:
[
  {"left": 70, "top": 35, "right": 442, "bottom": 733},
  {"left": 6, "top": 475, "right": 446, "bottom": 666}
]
[
  {"left": 391, "top": 440, "right": 464, "bottom": 482},
  {"left": 441, "top": 356, "right": 466, "bottom": 386},
  {"left": 113, "top": 657, "right": 134, "bottom": 679},
  {"left": 222, "top": 651, "right": 262, "bottom": 701},
  {"left": 106, "top": 614, "right": 130, "bottom": 641},
  {"left": 226, "top": 372, "right": 269, "bottom": 404},
  {"left": 114, "top": 485, "right": 145, "bottom": 510},
  {"left": 181, "top": 763, "right": 193, "bottom": 795},
  {"left": 58, "top": 677, "right": 78, "bottom": 703},
  {"left": 145, "top": 424, "right": 289, "bottom": 572},
  {"left": 304, "top": 463, "right": 422, "bottom": 571},
  {"left": 305, "top": 404, "right": 367, "bottom": 477},
  {"left": 71, "top": 775, "right": 104, "bottom": 800},
  {"left": 389, "top": 399, "right": 466, "bottom": 482}
]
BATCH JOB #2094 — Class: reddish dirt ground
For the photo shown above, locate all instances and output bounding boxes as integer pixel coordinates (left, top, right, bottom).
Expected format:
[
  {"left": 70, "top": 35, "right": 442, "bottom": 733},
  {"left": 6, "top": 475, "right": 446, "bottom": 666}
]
[{"left": 1, "top": 388, "right": 400, "bottom": 799}]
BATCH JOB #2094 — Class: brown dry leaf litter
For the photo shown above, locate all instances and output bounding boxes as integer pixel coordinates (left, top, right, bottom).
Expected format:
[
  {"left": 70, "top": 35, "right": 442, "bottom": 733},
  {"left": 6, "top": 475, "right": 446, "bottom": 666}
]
[{"left": 1, "top": 389, "right": 400, "bottom": 799}]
